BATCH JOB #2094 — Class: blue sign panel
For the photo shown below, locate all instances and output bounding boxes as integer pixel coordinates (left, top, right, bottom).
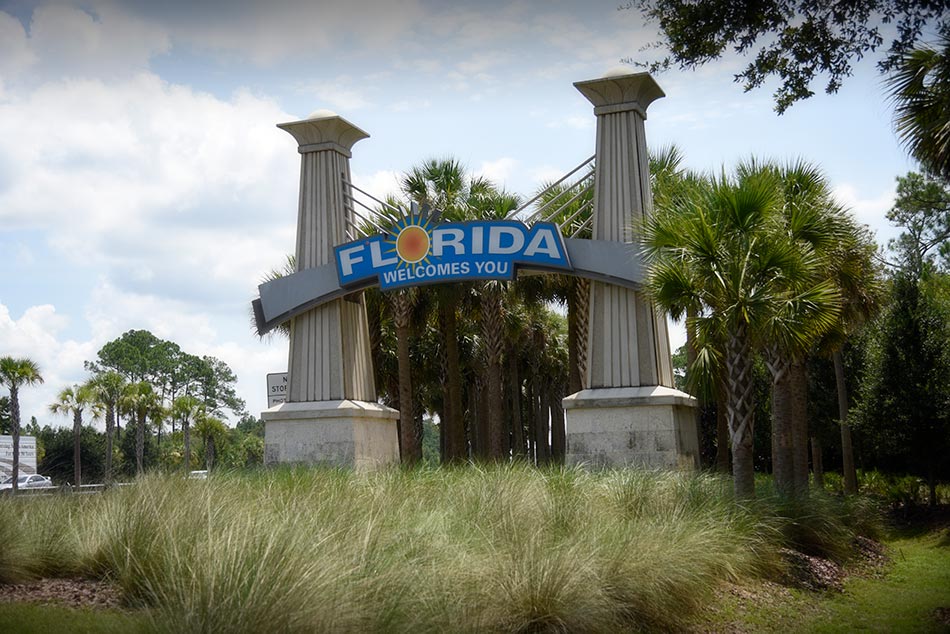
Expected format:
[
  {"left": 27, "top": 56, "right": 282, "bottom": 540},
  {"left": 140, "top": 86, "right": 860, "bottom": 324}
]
[{"left": 335, "top": 216, "right": 572, "bottom": 290}]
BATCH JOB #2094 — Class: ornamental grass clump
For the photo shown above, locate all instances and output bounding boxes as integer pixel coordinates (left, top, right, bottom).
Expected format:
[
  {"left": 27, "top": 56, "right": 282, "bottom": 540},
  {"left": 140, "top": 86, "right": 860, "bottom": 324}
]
[{"left": 0, "top": 465, "right": 881, "bottom": 633}]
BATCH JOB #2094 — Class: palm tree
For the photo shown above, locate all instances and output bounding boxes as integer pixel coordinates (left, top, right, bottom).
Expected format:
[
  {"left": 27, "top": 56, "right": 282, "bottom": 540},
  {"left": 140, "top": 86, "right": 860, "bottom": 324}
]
[
  {"left": 642, "top": 168, "right": 841, "bottom": 498},
  {"left": 886, "top": 33, "right": 950, "bottom": 180},
  {"left": 817, "top": 227, "right": 883, "bottom": 494},
  {"left": 400, "top": 158, "right": 492, "bottom": 463},
  {"left": 89, "top": 371, "right": 126, "bottom": 485},
  {"left": 749, "top": 159, "right": 853, "bottom": 495},
  {"left": 121, "top": 381, "right": 160, "bottom": 475},
  {"left": 367, "top": 200, "right": 424, "bottom": 465},
  {"left": 0, "top": 357, "right": 43, "bottom": 493},
  {"left": 194, "top": 415, "right": 228, "bottom": 471},
  {"left": 49, "top": 384, "right": 97, "bottom": 487},
  {"left": 471, "top": 191, "right": 521, "bottom": 460},
  {"left": 172, "top": 394, "right": 204, "bottom": 472}
]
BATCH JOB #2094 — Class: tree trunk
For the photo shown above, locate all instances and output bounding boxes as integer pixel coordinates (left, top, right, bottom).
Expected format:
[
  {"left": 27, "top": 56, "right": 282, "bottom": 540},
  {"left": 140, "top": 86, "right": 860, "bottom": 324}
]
[
  {"left": 685, "top": 306, "right": 708, "bottom": 468},
  {"left": 833, "top": 350, "right": 858, "bottom": 495},
  {"left": 10, "top": 386, "right": 19, "bottom": 494},
  {"left": 768, "top": 351, "right": 795, "bottom": 497},
  {"left": 437, "top": 404, "right": 446, "bottom": 461},
  {"left": 184, "top": 420, "right": 191, "bottom": 472},
  {"left": 393, "top": 292, "right": 420, "bottom": 465},
  {"left": 206, "top": 436, "right": 216, "bottom": 471},
  {"left": 572, "top": 277, "right": 590, "bottom": 394},
  {"left": 441, "top": 302, "right": 466, "bottom": 462},
  {"left": 508, "top": 350, "right": 525, "bottom": 458},
  {"left": 928, "top": 459, "right": 937, "bottom": 508},
  {"left": 789, "top": 360, "right": 809, "bottom": 494},
  {"left": 481, "top": 284, "right": 506, "bottom": 460},
  {"left": 367, "top": 294, "right": 384, "bottom": 395},
  {"left": 725, "top": 327, "right": 755, "bottom": 499},
  {"left": 467, "top": 381, "right": 479, "bottom": 460},
  {"left": 136, "top": 411, "right": 145, "bottom": 475},
  {"left": 550, "top": 386, "right": 565, "bottom": 464},
  {"left": 526, "top": 375, "right": 537, "bottom": 463},
  {"left": 475, "top": 376, "right": 490, "bottom": 460},
  {"left": 568, "top": 281, "right": 579, "bottom": 395},
  {"left": 570, "top": 278, "right": 590, "bottom": 393},
  {"left": 73, "top": 410, "right": 82, "bottom": 488},
  {"left": 105, "top": 404, "right": 114, "bottom": 485},
  {"left": 811, "top": 436, "right": 824, "bottom": 490},
  {"left": 715, "top": 375, "right": 730, "bottom": 473},
  {"left": 535, "top": 382, "right": 550, "bottom": 465}
]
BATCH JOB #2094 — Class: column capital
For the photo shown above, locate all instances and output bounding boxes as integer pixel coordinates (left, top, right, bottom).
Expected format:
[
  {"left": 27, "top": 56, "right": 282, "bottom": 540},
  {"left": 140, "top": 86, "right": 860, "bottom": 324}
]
[
  {"left": 574, "top": 71, "right": 665, "bottom": 117},
  {"left": 277, "top": 113, "right": 369, "bottom": 156}
]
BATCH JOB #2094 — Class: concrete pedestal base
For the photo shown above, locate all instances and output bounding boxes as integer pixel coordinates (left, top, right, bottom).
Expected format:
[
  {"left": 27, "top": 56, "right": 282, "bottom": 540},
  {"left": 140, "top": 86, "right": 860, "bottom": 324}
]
[
  {"left": 563, "top": 386, "right": 699, "bottom": 469},
  {"left": 262, "top": 400, "right": 399, "bottom": 470}
]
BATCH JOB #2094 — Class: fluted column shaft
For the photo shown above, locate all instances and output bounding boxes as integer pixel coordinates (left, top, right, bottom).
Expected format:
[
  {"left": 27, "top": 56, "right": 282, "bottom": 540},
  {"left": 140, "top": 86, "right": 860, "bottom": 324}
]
[
  {"left": 575, "top": 73, "right": 674, "bottom": 389},
  {"left": 279, "top": 116, "right": 376, "bottom": 403}
]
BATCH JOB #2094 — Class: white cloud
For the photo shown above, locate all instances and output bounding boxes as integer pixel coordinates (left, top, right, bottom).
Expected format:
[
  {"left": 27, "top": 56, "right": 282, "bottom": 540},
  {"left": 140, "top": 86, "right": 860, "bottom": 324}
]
[
  {"left": 0, "top": 303, "right": 97, "bottom": 429},
  {"left": 546, "top": 115, "right": 593, "bottom": 130},
  {"left": 832, "top": 182, "right": 899, "bottom": 246},
  {"left": 352, "top": 170, "right": 403, "bottom": 204},
  {"left": 476, "top": 157, "right": 518, "bottom": 185},
  {"left": 529, "top": 165, "right": 572, "bottom": 185},
  {"left": 302, "top": 78, "right": 373, "bottom": 112},
  {"left": 159, "top": 0, "right": 427, "bottom": 66},
  {"left": 0, "top": 12, "right": 35, "bottom": 78},
  {"left": 0, "top": 73, "right": 297, "bottom": 306},
  {"left": 3, "top": 4, "right": 170, "bottom": 82},
  {"left": 388, "top": 99, "right": 431, "bottom": 113},
  {"left": 0, "top": 69, "right": 306, "bottom": 426}
]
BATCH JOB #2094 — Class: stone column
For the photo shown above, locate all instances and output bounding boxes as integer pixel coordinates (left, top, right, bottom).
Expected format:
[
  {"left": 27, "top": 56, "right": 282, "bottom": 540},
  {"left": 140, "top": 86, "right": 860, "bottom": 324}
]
[
  {"left": 262, "top": 113, "right": 399, "bottom": 470},
  {"left": 563, "top": 72, "right": 699, "bottom": 469}
]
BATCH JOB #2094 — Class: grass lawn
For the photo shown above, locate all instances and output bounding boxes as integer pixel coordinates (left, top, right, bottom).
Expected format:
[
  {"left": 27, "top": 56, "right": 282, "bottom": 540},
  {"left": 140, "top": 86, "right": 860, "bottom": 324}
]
[
  {"left": 699, "top": 527, "right": 950, "bottom": 633},
  {"left": 0, "top": 603, "right": 149, "bottom": 633}
]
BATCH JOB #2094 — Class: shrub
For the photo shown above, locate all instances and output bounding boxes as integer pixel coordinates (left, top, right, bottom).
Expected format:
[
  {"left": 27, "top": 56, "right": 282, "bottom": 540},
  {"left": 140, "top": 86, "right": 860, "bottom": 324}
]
[{"left": 0, "top": 466, "right": 882, "bottom": 632}]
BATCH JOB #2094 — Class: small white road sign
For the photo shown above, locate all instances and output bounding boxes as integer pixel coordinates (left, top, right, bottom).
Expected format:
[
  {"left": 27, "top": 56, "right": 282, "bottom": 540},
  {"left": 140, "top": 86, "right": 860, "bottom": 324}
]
[{"left": 266, "top": 372, "right": 288, "bottom": 408}]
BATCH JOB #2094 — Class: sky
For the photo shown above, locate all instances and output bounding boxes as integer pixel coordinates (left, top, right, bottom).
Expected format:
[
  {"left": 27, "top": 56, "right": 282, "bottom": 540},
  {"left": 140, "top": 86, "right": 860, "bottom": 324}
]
[{"left": 0, "top": 0, "right": 922, "bottom": 428}]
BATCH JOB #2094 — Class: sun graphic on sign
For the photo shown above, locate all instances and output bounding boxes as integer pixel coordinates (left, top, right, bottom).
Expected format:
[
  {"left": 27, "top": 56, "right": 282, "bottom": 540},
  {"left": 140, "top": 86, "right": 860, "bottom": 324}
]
[{"left": 384, "top": 210, "right": 434, "bottom": 267}]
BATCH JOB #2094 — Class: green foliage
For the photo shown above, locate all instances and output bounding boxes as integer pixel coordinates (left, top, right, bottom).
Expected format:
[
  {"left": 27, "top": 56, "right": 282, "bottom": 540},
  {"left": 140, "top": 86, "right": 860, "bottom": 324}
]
[
  {"left": 854, "top": 274, "right": 950, "bottom": 495},
  {"left": 36, "top": 425, "right": 106, "bottom": 485},
  {"left": 0, "top": 396, "right": 9, "bottom": 434},
  {"left": 235, "top": 413, "right": 263, "bottom": 438},
  {"left": 886, "top": 33, "right": 950, "bottom": 180},
  {"left": 629, "top": 0, "right": 950, "bottom": 113},
  {"left": 886, "top": 171, "right": 950, "bottom": 276},
  {"left": 89, "top": 330, "right": 164, "bottom": 384},
  {"left": 118, "top": 427, "right": 158, "bottom": 476},
  {"left": 421, "top": 418, "right": 441, "bottom": 465},
  {"left": 0, "top": 468, "right": 881, "bottom": 633},
  {"left": 88, "top": 330, "right": 245, "bottom": 418}
]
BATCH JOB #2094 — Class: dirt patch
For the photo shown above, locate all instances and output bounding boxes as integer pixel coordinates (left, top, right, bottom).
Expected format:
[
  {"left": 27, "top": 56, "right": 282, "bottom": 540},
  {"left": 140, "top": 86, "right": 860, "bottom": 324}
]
[
  {"left": 779, "top": 548, "right": 845, "bottom": 592},
  {"left": 934, "top": 607, "right": 950, "bottom": 628},
  {"left": 0, "top": 578, "right": 123, "bottom": 610}
]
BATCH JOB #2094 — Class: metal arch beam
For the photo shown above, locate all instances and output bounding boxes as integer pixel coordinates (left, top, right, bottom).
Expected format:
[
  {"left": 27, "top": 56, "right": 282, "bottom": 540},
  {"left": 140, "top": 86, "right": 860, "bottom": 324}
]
[{"left": 252, "top": 238, "right": 645, "bottom": 335}]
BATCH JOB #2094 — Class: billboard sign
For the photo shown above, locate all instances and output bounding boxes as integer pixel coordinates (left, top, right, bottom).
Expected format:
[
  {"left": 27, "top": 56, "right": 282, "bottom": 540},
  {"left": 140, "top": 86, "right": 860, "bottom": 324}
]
[
  {"left": 335, "top": 213, "right": 571, "bottom": 291},
  {"left": 0, "top": 436, "right": 37, "bottom": 478}
]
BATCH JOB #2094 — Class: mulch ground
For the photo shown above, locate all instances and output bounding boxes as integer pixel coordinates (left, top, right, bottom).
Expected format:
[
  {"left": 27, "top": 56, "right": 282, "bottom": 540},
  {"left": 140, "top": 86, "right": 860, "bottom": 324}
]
[{"left": 0, "top": 578, "right": 123, "bottom": 610}]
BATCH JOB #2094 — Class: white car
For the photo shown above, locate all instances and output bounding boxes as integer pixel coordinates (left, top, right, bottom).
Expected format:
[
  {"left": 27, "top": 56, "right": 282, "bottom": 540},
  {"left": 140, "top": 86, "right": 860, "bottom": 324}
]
[{"left": 0, "top": 474, "right": 53, "bottom": 491}]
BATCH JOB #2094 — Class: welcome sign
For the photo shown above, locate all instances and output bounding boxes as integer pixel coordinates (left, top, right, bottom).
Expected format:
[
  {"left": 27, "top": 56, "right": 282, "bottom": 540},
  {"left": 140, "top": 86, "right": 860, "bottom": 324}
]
[{"left": 334, "top": 212, "right": 572, "bottom": 290}]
